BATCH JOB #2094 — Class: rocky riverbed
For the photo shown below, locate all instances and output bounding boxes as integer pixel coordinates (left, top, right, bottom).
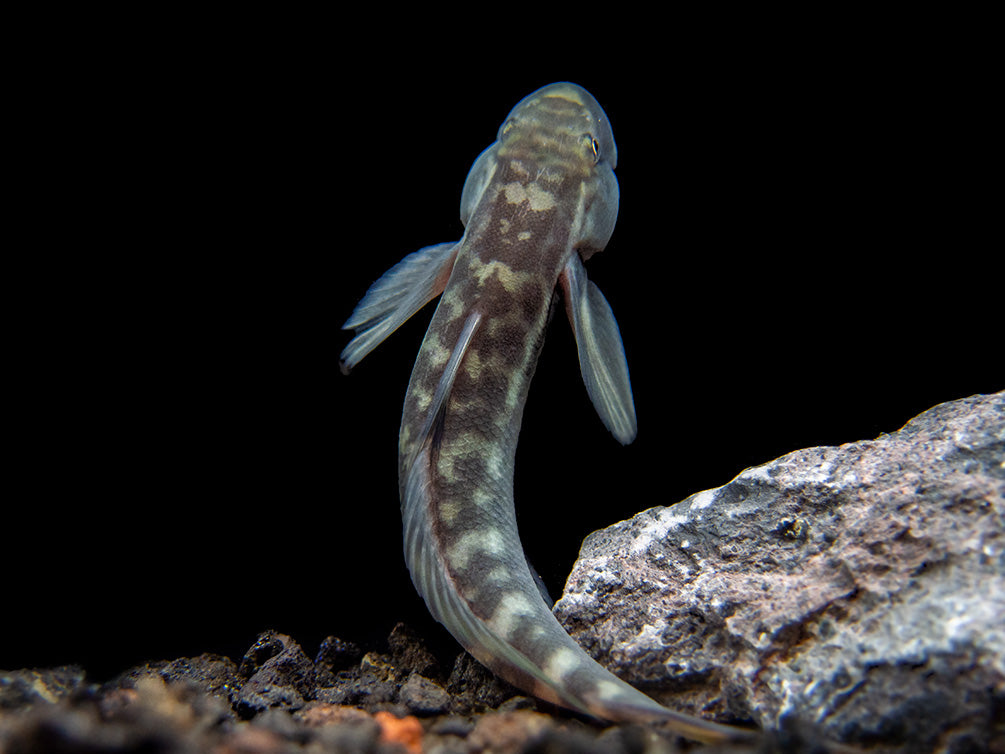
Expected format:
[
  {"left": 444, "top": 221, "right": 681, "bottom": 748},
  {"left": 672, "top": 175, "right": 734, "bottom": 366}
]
[
  {"left": 3, "top": 393, "right": 1001, "bottom": 753},
  {"left": 0, "top": 625, "right": 774, "bottom": 753}
]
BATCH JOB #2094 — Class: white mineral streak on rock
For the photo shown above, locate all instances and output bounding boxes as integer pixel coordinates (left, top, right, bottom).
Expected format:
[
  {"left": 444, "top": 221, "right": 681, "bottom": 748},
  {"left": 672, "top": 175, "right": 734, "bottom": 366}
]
[{"left": 629, "top": 508, "right": 688, "bottom": 554}]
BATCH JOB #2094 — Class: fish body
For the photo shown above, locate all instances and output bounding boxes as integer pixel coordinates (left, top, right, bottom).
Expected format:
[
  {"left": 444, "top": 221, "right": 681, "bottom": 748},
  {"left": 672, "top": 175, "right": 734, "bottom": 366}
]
[{"left": 341, "top": 83, "right": 756, "bottom": 744}]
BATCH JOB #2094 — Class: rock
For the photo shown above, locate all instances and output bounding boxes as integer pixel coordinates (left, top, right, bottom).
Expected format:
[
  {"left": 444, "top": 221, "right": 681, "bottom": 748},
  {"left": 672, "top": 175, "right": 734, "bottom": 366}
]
[
  {"left": 238, "top": 630, "right": 290, "bottom": 678},
  {"left": 466, "top": 709, "right": 556, "bottom": 754},
  {"left": 113, "top": 653, "right": 240, "bottom": 705},
  {"left": 465, "top": 710, "right": 622, "bottom": 754},
  {"left": 0, "top": 625, "right": 760, "bottom": 752},
  {"left": 400, "top": 672, "right": 451, "bottom": 715},
  {"left": 387, "top": 621, "right": 441, "bottom": 678},
  {"left": 298, "top": 703, "right": 382, "bottom": 751},
  {"left": 2, "top": 676, "right": 230, "bottom": 754},
  {"left": 233, "top": 631, "right": 317, "bottom": 718},
  {"left": 315, "top": 635, "right": 362, "bottom": 674},
  {"left": 347, "top": 650, "right": 406, "bottom": 710},
  {"left": 0, "top": 666, "right": 87, "bottom": 708},
  {"left": 555, "top": 392, "right": 1005, "bottom": 752},
  {"left": 445, "top": 651, "right": 522, "bottom": 714},
  {"left": 374, "top": 710, "right": 424, "bottom": 753}
]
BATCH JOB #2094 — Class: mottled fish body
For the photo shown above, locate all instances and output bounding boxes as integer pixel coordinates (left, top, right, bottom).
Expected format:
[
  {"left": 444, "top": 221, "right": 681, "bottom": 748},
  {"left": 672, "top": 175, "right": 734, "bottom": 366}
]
[{"left": 341, "top": 83, "right": 756, "bottom": 744}]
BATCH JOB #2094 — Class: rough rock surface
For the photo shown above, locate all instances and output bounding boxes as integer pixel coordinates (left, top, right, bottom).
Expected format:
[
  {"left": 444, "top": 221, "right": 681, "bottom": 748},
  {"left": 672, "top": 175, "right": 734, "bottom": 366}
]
[{"left": 555, "top": 392, "right": 1004, "bottom": 753}]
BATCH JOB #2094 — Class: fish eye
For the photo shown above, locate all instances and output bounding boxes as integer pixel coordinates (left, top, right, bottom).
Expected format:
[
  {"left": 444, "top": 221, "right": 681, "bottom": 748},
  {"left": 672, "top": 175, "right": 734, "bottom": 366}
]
[{"left": 583, "top": 134, "right": 601, "bottom": 164}]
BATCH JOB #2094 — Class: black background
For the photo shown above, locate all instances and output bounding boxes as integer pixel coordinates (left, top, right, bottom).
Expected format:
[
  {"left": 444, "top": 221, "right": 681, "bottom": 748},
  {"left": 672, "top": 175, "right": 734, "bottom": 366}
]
[{"left": 6, "top": 16, "right": 999, "bottom": 682}]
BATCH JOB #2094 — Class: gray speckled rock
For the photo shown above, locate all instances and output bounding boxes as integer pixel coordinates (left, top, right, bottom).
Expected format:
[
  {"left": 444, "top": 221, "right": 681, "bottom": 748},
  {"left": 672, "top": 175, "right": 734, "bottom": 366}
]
[{"left": 555, "top": 392, "right": 1004, "bottom": 752}]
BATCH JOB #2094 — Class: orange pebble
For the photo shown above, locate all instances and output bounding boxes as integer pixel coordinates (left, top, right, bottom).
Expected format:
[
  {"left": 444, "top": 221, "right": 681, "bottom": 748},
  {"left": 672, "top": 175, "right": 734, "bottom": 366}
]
[{"left": 375, "top": 710, "right": 424, "bottom": 754}]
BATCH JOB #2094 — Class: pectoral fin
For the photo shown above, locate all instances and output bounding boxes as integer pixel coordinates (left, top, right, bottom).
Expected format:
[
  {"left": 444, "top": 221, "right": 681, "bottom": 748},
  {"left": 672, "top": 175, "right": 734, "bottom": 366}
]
[
  {"left": 340, "top": 242, "right": 459, "bottom": 373},
  {"left": 560, "top": 254, "right": 637, "bottom": 445}
]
